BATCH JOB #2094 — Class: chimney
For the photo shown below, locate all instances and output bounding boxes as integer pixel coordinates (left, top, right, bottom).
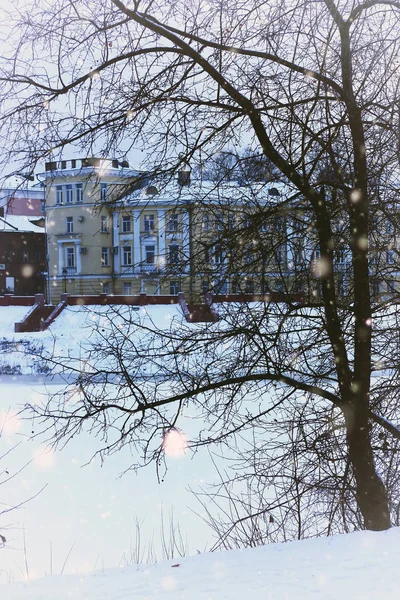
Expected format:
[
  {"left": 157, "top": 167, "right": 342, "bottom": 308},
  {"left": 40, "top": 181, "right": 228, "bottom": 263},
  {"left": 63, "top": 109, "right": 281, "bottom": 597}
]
[
  {"left": 177, "top": 169, "right": 191, "bottom": 186},
  {"left": 0, "top": 206, "right": 4, "bottom": 218}
]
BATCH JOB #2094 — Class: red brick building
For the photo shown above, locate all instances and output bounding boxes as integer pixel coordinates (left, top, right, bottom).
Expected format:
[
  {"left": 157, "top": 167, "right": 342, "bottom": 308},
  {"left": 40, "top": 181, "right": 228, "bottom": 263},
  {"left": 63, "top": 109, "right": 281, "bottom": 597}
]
[
  {"left": 0, "top": 214, "right": 46, "bottom": 296},
  {"left": 0, "top": 186, "right": 45, "bottom": 217}
]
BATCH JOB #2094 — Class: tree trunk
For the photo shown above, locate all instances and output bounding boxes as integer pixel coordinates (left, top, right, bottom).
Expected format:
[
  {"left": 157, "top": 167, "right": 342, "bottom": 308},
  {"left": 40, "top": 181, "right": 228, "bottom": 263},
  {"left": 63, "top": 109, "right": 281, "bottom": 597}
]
[{"left": 344, "top": 402, "right": 391, "bottom": 530}]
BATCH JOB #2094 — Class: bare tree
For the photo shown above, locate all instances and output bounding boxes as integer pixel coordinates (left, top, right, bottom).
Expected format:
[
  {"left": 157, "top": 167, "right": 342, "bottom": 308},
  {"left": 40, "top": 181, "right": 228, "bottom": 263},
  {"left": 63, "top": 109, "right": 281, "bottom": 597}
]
[{"left": 2, "top": 0, "right": 400, "bottom": 536}]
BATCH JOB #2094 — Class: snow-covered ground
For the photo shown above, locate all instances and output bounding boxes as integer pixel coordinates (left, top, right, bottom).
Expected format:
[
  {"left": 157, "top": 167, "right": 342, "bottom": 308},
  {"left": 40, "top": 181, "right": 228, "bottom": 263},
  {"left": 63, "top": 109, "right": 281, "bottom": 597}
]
[
  {"left": 0, "top": 305, "right": 214, "bottom": 582},
  {"left": 3, "top": 527, "right": 400, "bottom": 599},
  {"left": 0, "top": 303, "right": 186, "bottom": 375},
  {"left": 2, "top": 304, "right": 399, "bottom": 598}
]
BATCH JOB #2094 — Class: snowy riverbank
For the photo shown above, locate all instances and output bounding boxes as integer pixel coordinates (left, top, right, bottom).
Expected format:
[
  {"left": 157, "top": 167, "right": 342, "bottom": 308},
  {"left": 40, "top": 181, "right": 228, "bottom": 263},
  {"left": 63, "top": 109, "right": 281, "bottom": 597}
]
[{"left": 4, "top": 527, "right": 400, "bottom": 599}]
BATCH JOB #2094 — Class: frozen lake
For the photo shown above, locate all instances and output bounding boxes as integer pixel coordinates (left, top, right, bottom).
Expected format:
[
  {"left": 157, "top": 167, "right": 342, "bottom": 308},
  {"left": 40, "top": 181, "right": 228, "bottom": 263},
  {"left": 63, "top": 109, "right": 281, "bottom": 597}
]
[{"left": 0, "top": 377, "right": 213, "bottom": 583}]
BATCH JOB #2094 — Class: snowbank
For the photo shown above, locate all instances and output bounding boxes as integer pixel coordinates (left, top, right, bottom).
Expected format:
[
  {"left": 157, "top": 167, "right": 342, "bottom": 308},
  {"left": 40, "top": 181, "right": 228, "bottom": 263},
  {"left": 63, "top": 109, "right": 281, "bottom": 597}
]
[{"left": 4, "top": 527, "right": 399, "bottom": 599}]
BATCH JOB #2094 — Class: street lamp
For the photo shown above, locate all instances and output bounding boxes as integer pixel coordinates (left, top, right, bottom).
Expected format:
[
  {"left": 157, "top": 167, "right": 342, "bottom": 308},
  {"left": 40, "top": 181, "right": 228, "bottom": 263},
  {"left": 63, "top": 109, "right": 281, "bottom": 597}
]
[{"left": 62, "top": 267, "right": 68, "bottom": 293}]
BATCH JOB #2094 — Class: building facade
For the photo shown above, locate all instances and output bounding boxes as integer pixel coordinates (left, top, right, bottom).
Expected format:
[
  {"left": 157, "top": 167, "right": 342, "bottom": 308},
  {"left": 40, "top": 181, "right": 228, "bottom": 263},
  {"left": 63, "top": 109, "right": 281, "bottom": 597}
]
[
  {"left": 42, "top": 156, "right": 398, "bottom": 305},
  {"left": 0, "top": 214, "right": 46, "bottom": 296},
  {"left": 0, "top": 186, "right": 45, "bottom": 217}
]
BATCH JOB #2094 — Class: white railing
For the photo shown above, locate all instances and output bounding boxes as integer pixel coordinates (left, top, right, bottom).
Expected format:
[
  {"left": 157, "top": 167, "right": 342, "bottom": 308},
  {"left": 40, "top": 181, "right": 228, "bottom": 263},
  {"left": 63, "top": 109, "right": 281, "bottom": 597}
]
[{"left": 141, "top": 263, "right": 158, "bottom": 273}]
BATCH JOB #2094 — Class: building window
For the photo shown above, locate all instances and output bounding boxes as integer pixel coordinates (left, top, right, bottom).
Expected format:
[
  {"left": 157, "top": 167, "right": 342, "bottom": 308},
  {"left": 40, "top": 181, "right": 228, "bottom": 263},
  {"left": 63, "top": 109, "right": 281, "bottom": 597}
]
[
  {"left": 294, "top": 250, "right": 303, "bottom": 266},
  {"left": 145, "top": 245, "right": 155, "bottom": 264},
  {"left": 370, "top": 252, "right": 380, "bottom": 265},
  {"left": 231, "top": 279, "right": 240, "bottom": 294},
  {"left": 122, "top": 215, "right": 131, "bottom": 233},
  {"left": 123, "top": 282, "right": 132, "bottom": 296},
  {"left": 202, "top": 214, "right": 210, "bottom": 231},
  {"left": 277, "top": 246, "right": 285, "bottom": 265},
  {"left": 202, "top": 280, "right": 209, "bottom": 293},
  {"left": 170, "top": 280, "right": 180, "bottom": 295},
  {"left": 385, "top": 220, "right": 395, "bottom": 235},
  {"left": 336, "top": 249, "right": 346, "bottom": 264},
  {"left": 387, "top": 280, "right": 396, "bottom": 293},
  {"left": 168, "top": 244, "right": 180, "bottom": 264},
  {"left": 103, "top": 282, "right": 110, "bottom": 295},
  {"left": 66, "top": 246, "right": 75, "bottom": 267},
  {"left": 371, "top": 280, "right": 382, "bottom": 295},
  {"left": 338, "top": 278, "right": 347, "bottom": 296},
  {"left": 101, "top": 215, "right": 109, "bottom": 233},
  {"left": 274, "top": 216, "right": 284, "bottom": 231},
  {"left": 122, "top": 246, "right": 132, "bottom": 266},
  {"left": 243, "top": 216, "right": 252, "bottom": 228},
  {"left": 312, "top": 248, "right": 321, "bottom": 261},
  {"left": 100, "top": 183, "right": 108, "bottom": 202},
  {"left": 245, "top": 279, "right": 255, "bottom": 294},
  {"left": 65, "top": 184, "right": 73, "bottom": 204},
  {"left": 101, "top": 247, "right": 110, "bottom": 267},
  {"left": 214, "top": 246, "right": 224, "bottom": 264},
  {"left": 66, "top": 216, "right": 73, "bottom": 233},
  {"left": 75, "top": 183, "right": 83, "bottom": 203},
  {"left": 5, "top": 246, "right": 12, "bottom": 262},
  {"left": 34, "top": 250, "right": 42, "bottom": 263},
  {"left": 167, "top": 213, "right": 179, "bottom": 232},
  {"left": 386, "top": 250, "right": 395, "bottom": 264},
  {"left": 56, "top": 185, "right": 63, "bottom": 204},
  {"left": 244, "top": 247, "right": 253, "bottom": 264},
  {"left": 215, "top": 213, "right": 224, "bottom": 231},
  {"left": 23, "top": 248, "right": 29, "bottom": 263},
  {"left": 144, "top": 214, "right": 155, "bottom": 232}
]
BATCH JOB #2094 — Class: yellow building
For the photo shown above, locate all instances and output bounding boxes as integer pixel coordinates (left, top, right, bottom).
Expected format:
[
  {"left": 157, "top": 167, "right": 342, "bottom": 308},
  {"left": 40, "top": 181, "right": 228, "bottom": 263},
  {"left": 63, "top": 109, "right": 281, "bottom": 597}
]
[
  {"left": 42, "top": 158, "right": 194, "bottom": 302},
  {"left": 45, "top": 157, "right": 365, "bottom": 304}
]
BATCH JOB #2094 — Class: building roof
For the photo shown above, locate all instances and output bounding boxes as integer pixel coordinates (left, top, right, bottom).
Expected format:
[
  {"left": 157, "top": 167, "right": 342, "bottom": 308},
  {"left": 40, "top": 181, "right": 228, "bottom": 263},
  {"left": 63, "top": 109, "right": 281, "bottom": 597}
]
[
  {"left": 0, "top": 215, "right": 45, "bottom": 233},
  {"left": 122, "top": 178, "right": 290, "bottom": 207}
]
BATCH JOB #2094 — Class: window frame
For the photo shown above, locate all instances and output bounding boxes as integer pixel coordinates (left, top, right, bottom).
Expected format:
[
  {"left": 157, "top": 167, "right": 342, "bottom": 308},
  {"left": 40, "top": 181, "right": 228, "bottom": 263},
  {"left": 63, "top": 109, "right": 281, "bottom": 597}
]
[
  {"left": 144, "top": 214, "right": 155, "bottom": 232},
  {"left": 56, "top": 185, "right": 64, "bottom": 205},
  {"left": 66, "top": 216, "right": 73, "bottom": 233},
  {"left": 386, "top": 249, "right": 395, "bottom": 264},
  {"left": 122, "top": 245, "right": 132, "bottom": 266},
  {"left": 101, "top": 215, "right": 109, "bottom": 233},
  {"left": 66, "top": 246, "right": 75, "bottom": 268},
  {"left": 145, "top": 244, "right": 155, "bottom": 264},
  {"left": 169, "top": 280, "right": 181, "bottom": 295},
  {"left": 75, "top": 183, "right": 83, "bottom": 203},
  {"left": 167, "top": 213, "right": 179, "bottom": 233},
  {"left": 121, "top": 215, "right": 131, "bottom": 233},
  {"left": 65, "top": 184, "right": 73, "bottom": 204},
  {"left": 100, "top": 183, "right": 108, "bottom": 202},
  {"left": 101, "top": 247, "right": 110, "bottom": 267},
  {"left": 122, "top": 281, "right": 132, "bottom": 296},
  {"left": 202, "top": 214, "right": 210, "bottom": 232},
  {"left": 168, "top": 244, "right": 180, "bottom": 264}
]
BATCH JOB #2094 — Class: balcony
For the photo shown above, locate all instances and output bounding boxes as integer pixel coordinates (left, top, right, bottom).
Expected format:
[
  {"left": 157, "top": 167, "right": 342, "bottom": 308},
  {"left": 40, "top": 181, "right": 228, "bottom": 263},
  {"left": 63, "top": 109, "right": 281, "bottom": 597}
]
[
  {"left": 141, "top": 263, "right": 158, "bottom": 273},
  {"left": 61, "top": 266, "right": 77, "bottom": 276}
]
